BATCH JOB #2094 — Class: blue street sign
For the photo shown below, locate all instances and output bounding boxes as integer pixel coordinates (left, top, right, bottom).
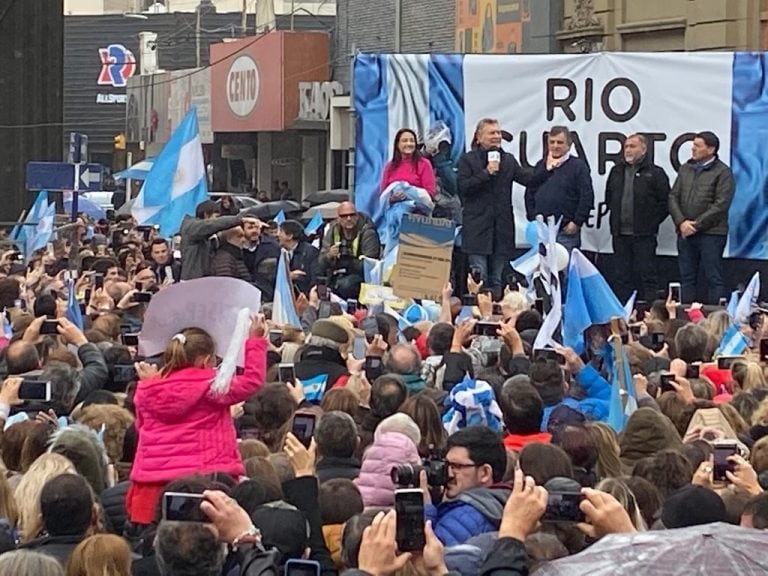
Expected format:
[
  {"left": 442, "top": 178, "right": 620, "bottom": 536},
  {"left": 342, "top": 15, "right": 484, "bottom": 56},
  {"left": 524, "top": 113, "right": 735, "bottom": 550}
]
[{"left": 25, "top": 162, "right": 103, "bottom": 192}]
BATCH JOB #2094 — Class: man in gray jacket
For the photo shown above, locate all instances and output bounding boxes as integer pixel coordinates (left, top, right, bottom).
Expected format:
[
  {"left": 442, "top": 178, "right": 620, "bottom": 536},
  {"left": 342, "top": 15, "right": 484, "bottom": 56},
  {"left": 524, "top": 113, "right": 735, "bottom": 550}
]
[
  {"left": 180, "top": 200, "right": 259, "bottom": 280},
  {"left": 668, "top": 131, "right": 734, "bottom": 304}
]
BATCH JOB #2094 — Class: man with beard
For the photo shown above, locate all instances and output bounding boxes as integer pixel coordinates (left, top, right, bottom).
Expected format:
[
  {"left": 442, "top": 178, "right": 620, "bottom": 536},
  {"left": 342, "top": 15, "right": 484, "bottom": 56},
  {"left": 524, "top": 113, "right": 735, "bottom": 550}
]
[
  {"left": 209, "top": 226, "right": 251, "bottom": 282},
  {"left": 242, "top": 218, "right": 280, "bottom": 301}
]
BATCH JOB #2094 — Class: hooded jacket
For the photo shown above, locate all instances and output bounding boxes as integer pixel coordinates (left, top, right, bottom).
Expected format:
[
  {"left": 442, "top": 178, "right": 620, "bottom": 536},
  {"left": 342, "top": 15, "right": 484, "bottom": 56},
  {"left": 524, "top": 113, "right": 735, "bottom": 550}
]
[
  {"left": 427, "top": 485, "right": 511, "bottom": 546},
  {"left": 355, "top": 432, "right": 420, "bottom": 508},
  {"left": 131, "top": 338, "right": 267, "bottom": 483},
  {"left": 619, "top": 407, "right": 683, "bottom": 473},
  {"left": 295, "top": 345, "right": 349, "bottom": 391}
]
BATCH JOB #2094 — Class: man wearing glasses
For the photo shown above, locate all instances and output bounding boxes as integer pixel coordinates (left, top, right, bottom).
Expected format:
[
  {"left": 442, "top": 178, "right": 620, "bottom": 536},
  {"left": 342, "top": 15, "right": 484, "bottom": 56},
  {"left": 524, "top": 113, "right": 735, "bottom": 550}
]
[
  {"left": 424, "top": 426, "right": 509, "bottom": 546},
  {"left": 318, "top": 202, "right": 381, "bottom": 300}
]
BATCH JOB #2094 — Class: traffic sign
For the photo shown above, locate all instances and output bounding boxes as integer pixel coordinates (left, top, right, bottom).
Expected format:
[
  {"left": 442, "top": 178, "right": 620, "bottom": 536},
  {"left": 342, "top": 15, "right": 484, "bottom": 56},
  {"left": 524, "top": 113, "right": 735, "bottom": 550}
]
[
  {"left": 25, "top": 162, "right": 103, "bottom": 192},
  {"left": 68, "top": 133, "right": 89, "bottom": 164}
]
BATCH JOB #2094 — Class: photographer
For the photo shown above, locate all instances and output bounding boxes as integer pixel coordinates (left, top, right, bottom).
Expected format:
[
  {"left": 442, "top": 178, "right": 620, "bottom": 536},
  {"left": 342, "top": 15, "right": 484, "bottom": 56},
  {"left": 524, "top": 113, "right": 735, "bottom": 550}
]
[{"left": 318, "top": 203, "right": 381, "bottom": 300}]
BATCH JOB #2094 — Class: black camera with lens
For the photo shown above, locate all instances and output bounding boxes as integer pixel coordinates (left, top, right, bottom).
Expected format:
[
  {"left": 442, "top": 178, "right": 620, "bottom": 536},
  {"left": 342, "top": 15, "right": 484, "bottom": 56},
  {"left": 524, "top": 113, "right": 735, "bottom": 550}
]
[
  {"left": 338, "top": 239, "right": 352, "bottom": 259},
  {"left": 391, "top": 452, "right": 448, "bottom": 487}
]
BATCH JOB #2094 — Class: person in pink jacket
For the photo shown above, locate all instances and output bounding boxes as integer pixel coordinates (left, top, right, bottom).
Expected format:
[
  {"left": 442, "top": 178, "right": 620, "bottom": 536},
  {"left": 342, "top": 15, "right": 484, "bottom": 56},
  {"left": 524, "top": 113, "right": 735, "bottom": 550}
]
[
  {"left": 380, "top": 128, "right": 436, "bottom": 199},
  {"left": 355, "top": 431, "right": 421, "bottom": 508},
  {"left": 126, "top": 314, "right": 267, "bottom": 525}
]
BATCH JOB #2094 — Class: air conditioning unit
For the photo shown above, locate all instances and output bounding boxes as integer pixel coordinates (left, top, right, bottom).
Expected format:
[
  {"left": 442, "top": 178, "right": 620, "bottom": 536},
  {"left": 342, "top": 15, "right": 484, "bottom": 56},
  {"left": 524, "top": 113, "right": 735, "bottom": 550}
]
[{"left": 139, "top": 31, "right": 159, "bottom": 75}]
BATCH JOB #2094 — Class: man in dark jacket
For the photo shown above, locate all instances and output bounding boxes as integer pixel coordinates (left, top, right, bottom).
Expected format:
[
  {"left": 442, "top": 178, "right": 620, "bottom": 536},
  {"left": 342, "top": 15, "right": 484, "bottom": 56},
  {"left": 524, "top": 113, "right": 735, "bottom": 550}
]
[
  {"left": 458, "top": 118, "right": 546, "bottom": 299},
  {"left": 210, "top": 226, "right": 252, "bottom": 282},
  {"left": 319, "top": 202, "right": 381, "bottom": 300},
  {"left": 605, "top": 134, "right": 670, "bottom": 302},
  {"left": 243, "top": 219, "right": 280, "bottom": 302},
  {"left": 22, "top": 473, "right": 96, "bottom": 565},
  {"left": 525, "top": 125, "right": 594, "bottom": 254},
  {"left": 180, "top": 200, "right": 259, "bottom": 280},
  {"left": 295, "top": 320, "right": 350, "bottom": 393},
  {"left": 278, "top": 220, "right": 319, "bottom": 296},
  {"left": 149, "top": 238, "right": 181, "bottom": 284},
  {"left": 425, "top": 426, "right": 509, "bottom": 546},
  {"left": 669, "top": 131, "right": 735, "bottom": 304},
  {"left": 314, "top": 411, "right": 361, "bottom": 483}
]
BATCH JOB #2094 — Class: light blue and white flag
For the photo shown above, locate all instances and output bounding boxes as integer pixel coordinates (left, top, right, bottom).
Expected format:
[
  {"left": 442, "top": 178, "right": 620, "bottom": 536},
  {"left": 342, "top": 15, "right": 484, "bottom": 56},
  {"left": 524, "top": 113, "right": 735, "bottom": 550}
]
[
  {"left": 716, "top": 324, "right": 751, "bottom": 357},
  {"left": 734, "top": 272, "right": 760, "bottom": 326},
  {"left": 14, "top": 191, "right": 49, "bottom": 255},
  {"left": 274, "top": 210, "right": 286, "bottom": 225},
  {"left": 25, "top": 202, "right": 56, "bottom": 257},
  {"left": 624, "top": 291, "right": 637, "bottom": 322},
  {"left": 300, "top": 374, "right": 328, "bottom": 403},
  {"left": 113, "top": 157, "right": 155, "bottom": 181},
  {"left": 132, "top": 109, "right": 208, "bottom": 237},
  {"left": 65, "top": 279, "right": 84, "bottom": 331},
  {"left": 2, "top": 310, "right": 12, "bottom": 341},
  {"left": 272, "top": 252, "right": 301, "bottom": 328},
  {"left": 533, "top": 216, "right": 562, "bottom": 350},
  {"left": 362, "top": 246, "right": 399, "bottom": 286},
  {"left": 606, "top": 344, "right": 638, "bottom": 433},
  {"left": 726, "top": 290, "right": 740, "bottom": 320},
  {"left": 563, "top": 250, "right": 625, "bottom": 355},
  {"left": 304, "top": 212, "right": 323, "bottom": 236}
]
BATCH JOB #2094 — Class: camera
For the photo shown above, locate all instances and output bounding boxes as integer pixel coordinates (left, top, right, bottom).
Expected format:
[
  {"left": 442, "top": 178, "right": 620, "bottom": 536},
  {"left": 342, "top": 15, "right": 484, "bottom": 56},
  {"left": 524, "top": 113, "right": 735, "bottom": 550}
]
[
  {"left": 391, "top": 451, "right": 448, "bottom": 487},
  {"left": 338, "top": 240, "right": 352, "bottom": 258}
]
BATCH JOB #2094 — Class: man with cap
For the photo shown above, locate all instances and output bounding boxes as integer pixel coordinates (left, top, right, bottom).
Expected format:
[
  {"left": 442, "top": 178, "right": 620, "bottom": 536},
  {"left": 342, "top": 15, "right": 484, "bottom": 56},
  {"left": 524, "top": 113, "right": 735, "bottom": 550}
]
[
  {"left": 295, "top": 319, "right": 351, "bottom": 393},
  {"left": 318, "top": 202, "right": 381, "bottom": 300}
]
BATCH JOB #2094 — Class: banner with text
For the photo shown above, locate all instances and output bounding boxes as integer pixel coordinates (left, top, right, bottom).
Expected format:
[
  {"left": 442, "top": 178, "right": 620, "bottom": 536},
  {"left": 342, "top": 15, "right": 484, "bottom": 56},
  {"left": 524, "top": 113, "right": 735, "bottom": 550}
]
[
  {"left": 354, "top": 52, "right": 768, "bottom": 259},
  {"left": 393, "top": 215, "right": 456, "bottom": 301}
]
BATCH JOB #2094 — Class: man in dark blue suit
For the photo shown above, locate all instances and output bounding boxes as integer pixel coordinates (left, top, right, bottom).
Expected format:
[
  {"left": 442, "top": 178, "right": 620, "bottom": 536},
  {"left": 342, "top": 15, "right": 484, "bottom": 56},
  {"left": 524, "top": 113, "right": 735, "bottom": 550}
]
[{"left": 277, "top": 219, "right": 319, "bottom": 296}]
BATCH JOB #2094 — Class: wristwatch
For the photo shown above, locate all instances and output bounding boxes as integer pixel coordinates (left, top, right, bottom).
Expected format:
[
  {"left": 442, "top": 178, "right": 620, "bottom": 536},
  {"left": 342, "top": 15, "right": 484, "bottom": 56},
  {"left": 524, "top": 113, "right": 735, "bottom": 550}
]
[{"left": 232, "top": 525, "right": 261, "bottom": 551}]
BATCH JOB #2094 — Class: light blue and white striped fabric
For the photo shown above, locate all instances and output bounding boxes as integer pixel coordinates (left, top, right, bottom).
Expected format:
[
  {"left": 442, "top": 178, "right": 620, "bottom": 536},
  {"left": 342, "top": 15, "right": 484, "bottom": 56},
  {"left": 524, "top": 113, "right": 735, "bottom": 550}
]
[
  {"left": 624, "top": 291, "right": 637, "bottom": 322},
  {"left": 272, "top": 252, "right": 301, "bottom": 328},
  {"left": 354, "top": 54, "right": 465, "bottom": 230},
  {"left": 716, "top": 324, "right": 750, "bottom": 357},
  {"left": 13, "top": 191, "right": 49, "bottom": 257},
  {"left": 132, "top": 109, "right": 208, "bottom": 237},
  {"left": 734, "top": 272, "right": 760, "bottom": 326},
  {"left": 563, "top": 249, "right": 626, "bottom": 355},
  {"left": 113, "top": 157, "right": 155, "bottom": 181},
  {"left": 26, "top": 201, "right": 56, "bottom": 257}
]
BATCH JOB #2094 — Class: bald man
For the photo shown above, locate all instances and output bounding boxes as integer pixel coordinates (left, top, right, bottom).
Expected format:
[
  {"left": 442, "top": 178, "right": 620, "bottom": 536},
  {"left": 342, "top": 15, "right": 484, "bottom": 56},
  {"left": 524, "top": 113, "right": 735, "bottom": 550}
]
[{"left": 318, "top": 202, "right": 382, "bottom": 299}]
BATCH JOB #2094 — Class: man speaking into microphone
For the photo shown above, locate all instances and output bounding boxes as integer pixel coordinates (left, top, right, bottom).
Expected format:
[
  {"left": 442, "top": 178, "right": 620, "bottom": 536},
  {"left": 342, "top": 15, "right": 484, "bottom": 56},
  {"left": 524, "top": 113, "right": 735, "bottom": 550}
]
[{"left": 458, "top": 118, "right": 545, "bottom": 298}]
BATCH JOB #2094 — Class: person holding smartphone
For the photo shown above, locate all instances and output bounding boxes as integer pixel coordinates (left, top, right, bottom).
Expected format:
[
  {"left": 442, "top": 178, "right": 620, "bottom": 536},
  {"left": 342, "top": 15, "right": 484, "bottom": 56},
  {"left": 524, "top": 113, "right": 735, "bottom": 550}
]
[
  {"left": 127, "top": 314, "right": 268, "bottom": 526},
  {"left": 458, "top": 118, "right": 547, "bottom": 299}
]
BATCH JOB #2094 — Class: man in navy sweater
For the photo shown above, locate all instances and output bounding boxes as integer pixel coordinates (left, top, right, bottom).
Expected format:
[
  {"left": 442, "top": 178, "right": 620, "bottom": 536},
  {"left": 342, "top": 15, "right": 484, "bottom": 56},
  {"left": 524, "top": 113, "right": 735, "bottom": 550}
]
[{"left": 524, "top": 126, "right": 594, "bottom": 253}]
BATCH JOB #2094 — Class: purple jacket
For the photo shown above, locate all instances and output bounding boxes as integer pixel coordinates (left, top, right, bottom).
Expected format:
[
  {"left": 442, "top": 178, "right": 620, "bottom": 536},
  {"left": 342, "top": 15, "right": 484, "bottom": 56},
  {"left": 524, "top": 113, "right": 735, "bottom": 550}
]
[{"left": 355, "top": 432, "right": 420, "bottom": 508}]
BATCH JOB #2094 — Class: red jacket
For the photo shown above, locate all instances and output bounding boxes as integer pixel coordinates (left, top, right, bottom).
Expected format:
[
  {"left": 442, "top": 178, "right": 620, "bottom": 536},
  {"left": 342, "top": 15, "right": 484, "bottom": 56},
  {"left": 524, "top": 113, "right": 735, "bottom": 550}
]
[
  {"left": 503, "top": 432, "right": 552, "bottom": 453},
  {"left": 131, "top": 338, "right": 267, "bottom": 483}
]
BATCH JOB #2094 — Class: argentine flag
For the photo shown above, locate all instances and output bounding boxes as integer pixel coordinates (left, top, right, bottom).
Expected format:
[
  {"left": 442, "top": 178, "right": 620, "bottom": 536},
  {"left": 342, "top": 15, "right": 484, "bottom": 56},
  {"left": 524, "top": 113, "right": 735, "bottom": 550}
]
[
  {"left": 113, "top": 157, "right": 155, "bottom": 181},
  {"left": 14, "top": 191, "right": 49, "bottom": 256},
  {"left": 733, "top": 272, "right": 760, "bottom": 326},
  {"left": 132, "top": 109, "right": 208, "bottom": 237},
  {"left": 563, "top": 250, "right": 625, "bottom": 355},
  {"left": 26, "top": 201, "right": 56, "bottom": 257},
  {"left": 272, "top": 252, "right": 301, "bottom": 328}
]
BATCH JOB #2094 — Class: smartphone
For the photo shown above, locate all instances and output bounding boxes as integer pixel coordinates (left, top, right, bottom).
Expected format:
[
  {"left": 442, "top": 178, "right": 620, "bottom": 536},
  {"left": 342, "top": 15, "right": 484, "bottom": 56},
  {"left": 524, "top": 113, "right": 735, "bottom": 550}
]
[
  {"left": 635, "top": 300, "right": 648, "bottom": 322},
  {"left": 365, "top": 356, "right": 383, "bottom": 382},
  {"left": 353, "top": 334, "right": 367, "bottom": 360},
  {"left": 487, "top": 150, "right": 501, "bottom": 163},
  {"left": 650, "top": 332, "right": 665, "bottom": 352},
  {"left": 19, "top": 380, "right": 51, "bottom": 401},
  {"left": 362, "top": 317, "right": 378, "bottom": 344},
  {"left": 534, "top": 298, "right": 544, "bottom": 315},
  {"left": 318, "top": 301, "right": 332, "bottom": 319},
  {"left": 278, "top": 363, "right": 296, "bottom": 385},
  {"left": 346, "top": 299, "right": 358, "bottom": 315},
  {"left": 492, "top": 303, "right": 502, "bottom": 316},
  {"left": 712, "top": 442, "right": 738, "bottom": 482},
  {"left": 473, "top": 321, "right": 499, "bottom": 337},
  {"left": 533, "top": 348, "right": 566, "bottom": 365},
  {"left": 94, "top": 274, "right": 104, "bottom": 290},
  {"left": 14, "top": 298, "right": 25, "bottom": 312},
  {"left": 291, "top": 413, "right": 317, "bottom": 448},
  {"left": 760, "top": 339, "right": 768, "bottom": 361},
  {"left": 686, "top": 364, "right": 700, "bottom": 379},
  {"left": 284, "top": 560, "right": 321, "bottom": 576},
  {"left": 132, "top": 292, "right": 152, "bottom": 303},
  {"left": 668, "top": 282, "right": 681, "bottom": 302},
  {"left": 470, "top": 266, "right": 482, "bottom": 284},
  {"left": 121, "top": 333, "right": 139, "bottom": 347},
  {"left": 718, "top": 297, "right": 728, "bottom": 307},
  {"left": 629, "top": 324, "right": 642, "bottom": 336},
  {"left": 718, "top": 356, "right": 744, "bottom": 370},
  {"left": 269, "top": 330, "right": 283, "bottom": 347},
  {"left": 317, "top": 277, "right": 329, "bottom": 301},
  {"left": 660, "top": 372, "right": 677, "bottom": 394},
  {"left": 543, "top": 491, "right": 585, "bottom": 523},
  {"left": 164, "top": 265, "right": 174, "bottom": 282},
  {"left": 162, "top": 492, "right": 209, "bottom": 523},
  {"left": 112, "top": 364, "right": 137, "bottom": 384},
  {"left": 462, "top": 294, "right": 476, "bottom": 307},
  {"left": 84, "top": 288, "right": 92, "bottom": 303},
  {"left": 395, "top": 489, "right": 426, "bottom": 552},
  {"left": 40, "top": 320, "right": 59, "bottom": 335}
]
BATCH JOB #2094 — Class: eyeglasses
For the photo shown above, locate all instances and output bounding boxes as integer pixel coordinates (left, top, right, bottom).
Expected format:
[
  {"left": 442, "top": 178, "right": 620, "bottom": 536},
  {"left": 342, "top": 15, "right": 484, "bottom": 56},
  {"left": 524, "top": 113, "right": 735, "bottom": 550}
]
[
  {"left": 445, "top": 460, "right": 480, "bottom": 472},
  {"left": 338, "top": 213, "right": 357, "bottom": 219}
]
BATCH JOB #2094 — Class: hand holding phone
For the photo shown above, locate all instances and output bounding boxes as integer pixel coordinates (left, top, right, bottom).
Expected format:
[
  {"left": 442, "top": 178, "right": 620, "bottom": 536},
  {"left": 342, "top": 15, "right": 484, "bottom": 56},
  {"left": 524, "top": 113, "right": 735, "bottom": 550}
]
[
  {"left": 543, "top": 491, "right": 585, "bottom": 523},
  {"left": 291, "top": 413, "right": 316, "bottom": 448},
  {"left": 162, "top": 492, "right": 209, "bottom": 522},
  {"left": 668, "top": 282, "right": 681, "bottom": 302},
  {"left": 713, "top": 442, "right": 738, "bottom": 482},
  {"left": 278, "top": 363, "right": 296, "bottom": 385},
  {"left": 395, "top": 489, "right": 426, "bottom": 552}
]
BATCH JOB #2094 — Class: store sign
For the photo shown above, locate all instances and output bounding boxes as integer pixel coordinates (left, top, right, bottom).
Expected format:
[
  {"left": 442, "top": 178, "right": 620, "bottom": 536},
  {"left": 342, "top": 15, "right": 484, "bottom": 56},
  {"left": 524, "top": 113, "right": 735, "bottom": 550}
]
[
  {"left": 97, "top": 44, "right": 136, "bottom": 87},
  {"left": 298, "top": 81, "right": 343, "bottom": 121},
  {"left": 226, "top": 55, "right": 260, "bottom": 117}
]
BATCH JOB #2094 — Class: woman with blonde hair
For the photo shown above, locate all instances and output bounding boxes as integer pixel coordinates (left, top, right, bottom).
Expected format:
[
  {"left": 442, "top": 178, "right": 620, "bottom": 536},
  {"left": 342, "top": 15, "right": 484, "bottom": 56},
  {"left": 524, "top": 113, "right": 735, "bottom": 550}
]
[
  {"left": 731, "top": 360, "right": 767, "bottom": 392},
  {"left": 0, "top": 472, "right": 18, "bottom": 529},
  {"left": 66, "top": 534, "right": 131, "bottom": 576},
  {"left": 595, "top": 477, "right": 647, "bottom": 531},
  {"left": 0, "top": 550, "right": 64, "bottom": 576},
  {"left": 585, "top": 422, "right": 623, "bottom": 480},
  {"left": 14, "top": 453, "right": 76, "bottom": 543}
]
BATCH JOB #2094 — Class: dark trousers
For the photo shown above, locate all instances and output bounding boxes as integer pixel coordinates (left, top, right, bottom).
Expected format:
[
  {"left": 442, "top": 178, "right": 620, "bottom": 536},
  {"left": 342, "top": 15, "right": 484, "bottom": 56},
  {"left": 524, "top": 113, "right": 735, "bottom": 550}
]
[
  {"left": 612, "top": 235, "right": 659, "bottom": 303},
  {"left": 677, "top": 233, "right": 727, "bottom": 304}
]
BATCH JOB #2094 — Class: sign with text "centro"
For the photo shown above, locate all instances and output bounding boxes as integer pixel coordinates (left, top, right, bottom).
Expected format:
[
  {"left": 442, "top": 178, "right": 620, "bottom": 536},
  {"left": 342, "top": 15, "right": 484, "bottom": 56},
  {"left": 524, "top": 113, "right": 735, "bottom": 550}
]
[{"left": 227, "top": 55, "right": 260, "bottom": 117}]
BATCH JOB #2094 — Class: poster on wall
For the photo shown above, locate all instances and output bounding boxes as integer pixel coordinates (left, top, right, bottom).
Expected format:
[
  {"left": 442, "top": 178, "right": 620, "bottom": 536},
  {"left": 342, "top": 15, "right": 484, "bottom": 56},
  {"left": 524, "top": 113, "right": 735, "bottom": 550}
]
[
  {"left": 455, "top": 0, "right": 530, "bottom": 53},
  {"left": 353, "top": 52, "right": 768, "bottom": 260}
]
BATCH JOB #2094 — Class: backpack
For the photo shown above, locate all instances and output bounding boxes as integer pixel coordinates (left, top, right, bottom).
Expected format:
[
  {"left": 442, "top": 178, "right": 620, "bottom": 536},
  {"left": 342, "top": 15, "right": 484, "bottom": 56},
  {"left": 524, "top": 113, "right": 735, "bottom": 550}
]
[{"left": 238, "top": 544, "right": 281, "bottom": 576}]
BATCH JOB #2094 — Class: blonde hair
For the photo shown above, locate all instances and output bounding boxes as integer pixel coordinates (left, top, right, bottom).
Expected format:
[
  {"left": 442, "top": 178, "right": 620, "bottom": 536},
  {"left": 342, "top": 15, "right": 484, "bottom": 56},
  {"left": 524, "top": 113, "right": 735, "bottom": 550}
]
[
  {"left": 703, "top": 310, "right": 731, "bottom": 343},
  {"left": 731, "top": 360, "right": 767, "bottom": 392},
  {"left": 595, "top": 477, "right": 647, "bottom": 531},
  {"left": 0, "top": 550, "right": 64, "bottom": 576},
  {"left": 14, "top": 453, "right": 76, "bottom": 543},
  {"left": 161, "top": 327, "right": 216, "bottom": 377},
  {"left": 0, "top": 472, "right": 18, "bottom": 527},
  {"left": 65, "top": 534, "right": 131, "bottom": 576},
  {"left": 501, "top": 291, "right": 530, "bottom": 316},
  {"left": 585, "top": 422, "right": 623, "bottom": 480}
]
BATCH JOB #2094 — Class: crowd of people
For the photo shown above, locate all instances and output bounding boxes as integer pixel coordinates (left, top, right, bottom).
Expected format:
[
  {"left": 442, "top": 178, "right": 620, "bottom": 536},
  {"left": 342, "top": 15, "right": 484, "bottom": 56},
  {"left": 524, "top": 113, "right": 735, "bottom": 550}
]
[{"left": 0, "top": 114, "right": 755, "bottom": 576}]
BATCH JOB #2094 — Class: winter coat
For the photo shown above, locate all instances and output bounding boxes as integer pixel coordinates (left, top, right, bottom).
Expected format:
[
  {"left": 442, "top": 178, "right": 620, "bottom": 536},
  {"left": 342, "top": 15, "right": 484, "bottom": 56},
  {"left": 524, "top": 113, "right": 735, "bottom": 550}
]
[
  {"left": 131, "top": 338, "right": 267, "bottom": 483},
  {"left": 619, "top": 407, "right": 683, "bottom": 473},
  {"left": 540, "top": 365, "right": 612, "bottom": 431},
  {"left": 210, "top": 242, "right": 252, "bottom": 281},
  {"left": 478, "top": 537, "right": 530, "bottom": 576},
  {"left": 73, "top": 343, "right": 110, "bottom": 406},
  {"left": 288, "top": 241, "right": 320, "bottom": 296},
  {"left": 426, "top": 484, "right": 511, "bottom": 546},
  {"left": 21, "top": 533, "right": 85, "bottom": 565},
  {"left": 318, "top": 219, "right": 381, "bottom": 278},
  {"left": 668, "top": 156, "right": 734, "bottom": 236},
  {"left": 295, "top": 345, "right": 349, "bottom": 391},
  {"left": 381, "top": 157, "right": 437, "bottom": 197},
  {"left": 101, "top": 480, "right": 129, "bottom": 536},
  {"left": 243, "top": 236, "right": 281, "bottom": 302},
  {"left": 316, "top": 456, "right": 361, "bottom": 484},
  {"left": 605, "top": 155, "right": 670, "bottom": 236},
  {"left": 180, "top": 213, "right": 244, "bottom": 280},
  {"left": 457, "top": 147, "right": 544, "bottom": 256},
  {"left": 524, "top": 157, "right": 594, "bottom": 227},
  {"left": 355, "top": 432, "right": 420, "bottom": 508}
]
